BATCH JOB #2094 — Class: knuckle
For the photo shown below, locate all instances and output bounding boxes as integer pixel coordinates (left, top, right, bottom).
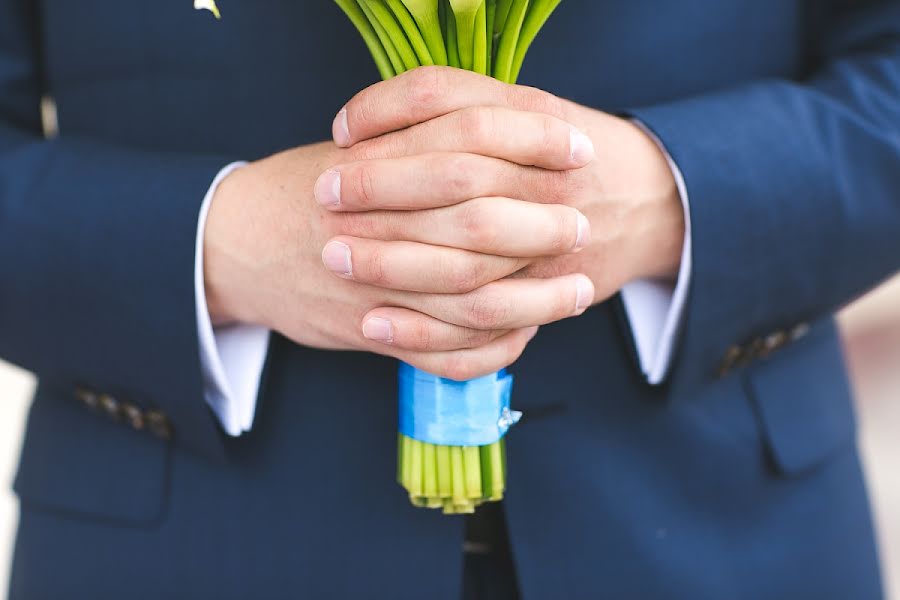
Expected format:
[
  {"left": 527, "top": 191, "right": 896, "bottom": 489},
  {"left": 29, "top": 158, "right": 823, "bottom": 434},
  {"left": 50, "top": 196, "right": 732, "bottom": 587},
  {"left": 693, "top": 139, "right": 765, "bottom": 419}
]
[
  {"left": 459, "top": 107, "right": 495, "bottom": 146},
  {"left": 352, "top": 164, "right": 379, "bottom": 207},
  {"left": 365, "top": 246, "right": 389, "bottom": 286},
  {"left": 410, "top": 318, "right": 434, "bottom": 351},
  {"left": 454, "top": 261, "right": 481, "bottom": 293},
  {"left": 541, "top": 115, "right": 563, "bottom": 155},
  {"left": 466, "top": 289, "right": 511, "bottom": 329},
  {"left": 546, "top": 207, "right": 577, "bottom": 252},
  {"left": 351, "top": 91, "right": 379, "bottom": 130},
  {"left": 459, "top": 201, "right": 500, "bottom": 251},
  {"left": 441, "top": 154, "right": 477, "bottom": 198},
  {"left": 444, "top": 258, "right": 483, "bottom": 294},
  {"left": 551, "top": 282, "right": 576, "bottom": 319},
  {"left": 407, "top": 67, "right": 446, "bottom": 110}
]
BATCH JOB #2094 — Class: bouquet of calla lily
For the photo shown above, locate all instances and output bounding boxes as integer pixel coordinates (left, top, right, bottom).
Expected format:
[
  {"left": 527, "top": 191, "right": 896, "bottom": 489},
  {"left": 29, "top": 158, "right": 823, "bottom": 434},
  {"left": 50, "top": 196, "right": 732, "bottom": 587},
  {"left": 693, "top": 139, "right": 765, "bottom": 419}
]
[{"left": 334, "top": 0, "right": 562, "bottom": 515}]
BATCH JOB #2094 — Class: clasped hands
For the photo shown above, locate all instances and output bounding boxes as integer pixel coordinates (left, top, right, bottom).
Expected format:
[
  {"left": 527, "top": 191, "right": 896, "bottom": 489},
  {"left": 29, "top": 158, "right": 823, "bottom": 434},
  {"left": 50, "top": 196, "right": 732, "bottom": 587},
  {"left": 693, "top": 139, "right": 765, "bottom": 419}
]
[{"left": 204, "top": 67, "right": 684, "bottom": 380}]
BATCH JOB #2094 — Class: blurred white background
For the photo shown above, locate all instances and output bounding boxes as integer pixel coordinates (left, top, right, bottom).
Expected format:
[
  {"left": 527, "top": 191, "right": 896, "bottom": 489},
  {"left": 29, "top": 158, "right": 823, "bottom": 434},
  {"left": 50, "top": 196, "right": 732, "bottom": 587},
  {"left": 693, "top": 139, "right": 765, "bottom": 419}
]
[
  {"left": 0, "top": 278, "right": 898, "bottom": 597},
  {"left": 0, "top": 361, "right": 31, "bottom": 595}
]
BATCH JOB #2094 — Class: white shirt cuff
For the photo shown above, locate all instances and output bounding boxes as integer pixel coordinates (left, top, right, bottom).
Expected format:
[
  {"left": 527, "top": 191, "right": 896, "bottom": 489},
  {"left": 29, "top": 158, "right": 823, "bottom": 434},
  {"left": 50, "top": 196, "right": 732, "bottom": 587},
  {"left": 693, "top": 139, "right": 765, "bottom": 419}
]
[
  {"left": 620, "top": 124, "right": 693, "bottom": 385},
  {"left": 194, "top": 162, "right": 271, "bottom": 436}
]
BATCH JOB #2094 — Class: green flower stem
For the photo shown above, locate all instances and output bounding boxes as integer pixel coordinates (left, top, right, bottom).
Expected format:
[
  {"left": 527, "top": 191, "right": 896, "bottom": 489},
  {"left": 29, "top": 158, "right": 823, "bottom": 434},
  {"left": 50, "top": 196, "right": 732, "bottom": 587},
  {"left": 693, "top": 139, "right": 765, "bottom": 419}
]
[
  {"left": 358, "top": 0, "right": 408, "bottom": 74},
  {"left": 408, "top": 437, "right": 417, "bottom": 490},
  {"left": 385, "top": 0, "right": 436, "bottom": 65},
  {"left": 488, "top": 441, "right": 504, "bottom": 500},
  {"left": 501, "top": 436, "right": 507, "bottom": 482},
  {"left": 486, "top": 0, "right": 497, "bottom": 75},
  {"left": 436, "top": 445, "right": 452, "bottom": 497},
  {"left": 449, "top": 0, "right": 482, "bottom": 71},
  {"left": 463, "top": 446, "right": 483, "bottom": 499},
  {"left": 493, "top": 0, "right": 514, "bottom": 34},
  {"left": 473, "top": 2, "right": 488, "bottom": 75},
  {"left": 450, "top": 446, "right": 467, "bottom": 505},
  {"left": 408, "top": 438, "right": 424, "bottom": 496},
  {"left": 397, "top": 433, "right": 405, "bottom": 485},
  {"left": 492, "top": 0, "right": 529, "bottom": 83},
  {"left": 363, "top": 0, "right": 420, "bottom": 71},
  {"left": 509, "top": 0, "right": 561, "bottom": 82},
  {"left": 401, "top": 0, "right": 449, "bottom": 66},
  {"left": 423, "top": 442, "right": 438, "bottom": 497},
  {"left": 445, "top": 1, "right": 461, "bottom": 68},
  {"left": 334, "top": 0, "right": 396, "bottom": 79},
  {"left": 479, "top": 445, "right": 494, "bottom": 499}
]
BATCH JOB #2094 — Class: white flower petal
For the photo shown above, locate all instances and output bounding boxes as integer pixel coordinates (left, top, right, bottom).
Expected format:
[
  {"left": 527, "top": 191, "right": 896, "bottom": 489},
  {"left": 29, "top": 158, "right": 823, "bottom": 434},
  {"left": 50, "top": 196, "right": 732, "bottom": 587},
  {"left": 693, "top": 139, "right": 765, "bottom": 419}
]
[{"left": 194, "top": 0, "right": 221, "bottom": 19}]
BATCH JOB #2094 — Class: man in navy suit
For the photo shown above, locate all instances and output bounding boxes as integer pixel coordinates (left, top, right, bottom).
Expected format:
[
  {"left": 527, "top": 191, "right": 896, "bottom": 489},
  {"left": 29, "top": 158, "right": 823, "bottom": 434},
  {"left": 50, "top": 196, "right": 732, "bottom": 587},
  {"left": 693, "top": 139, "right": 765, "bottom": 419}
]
[{"left": 1, "top": 0, "right": 899, "bottom": 598}]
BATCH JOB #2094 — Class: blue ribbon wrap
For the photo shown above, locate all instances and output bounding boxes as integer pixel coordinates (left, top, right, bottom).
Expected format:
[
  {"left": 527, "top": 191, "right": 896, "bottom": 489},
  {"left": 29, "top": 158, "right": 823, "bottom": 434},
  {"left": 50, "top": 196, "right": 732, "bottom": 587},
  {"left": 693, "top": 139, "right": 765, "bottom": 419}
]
[{"left": 398, "top": 363, "right": 521, "bottom": 446}]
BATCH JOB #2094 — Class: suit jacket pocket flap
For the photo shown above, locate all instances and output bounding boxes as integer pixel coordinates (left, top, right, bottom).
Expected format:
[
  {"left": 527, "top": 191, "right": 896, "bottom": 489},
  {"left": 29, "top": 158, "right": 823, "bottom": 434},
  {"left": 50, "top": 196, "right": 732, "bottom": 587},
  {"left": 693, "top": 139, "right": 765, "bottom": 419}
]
[
  {"left": 745, "top": 320, "right": 856, "bottom": 476},
  {"left": 13, "top": 387, "right": 170, "bottom": 526}
]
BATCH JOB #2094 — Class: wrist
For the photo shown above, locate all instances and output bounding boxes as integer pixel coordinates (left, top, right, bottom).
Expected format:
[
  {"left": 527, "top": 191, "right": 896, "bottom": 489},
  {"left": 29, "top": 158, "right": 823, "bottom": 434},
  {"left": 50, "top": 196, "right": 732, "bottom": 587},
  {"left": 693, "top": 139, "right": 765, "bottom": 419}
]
[
  {"left": 203, "top": 163, "right": 263, "bottom": 327},
  {"left": 619, "top": 119, "right": 685, "bottom": 282}
]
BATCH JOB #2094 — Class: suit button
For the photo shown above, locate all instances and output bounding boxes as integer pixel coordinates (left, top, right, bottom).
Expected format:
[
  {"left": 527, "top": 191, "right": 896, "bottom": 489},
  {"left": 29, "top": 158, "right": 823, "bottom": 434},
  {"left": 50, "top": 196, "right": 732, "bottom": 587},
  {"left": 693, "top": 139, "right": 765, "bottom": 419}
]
[
  {"left": 790, "top": 322, "right": 811, "bottom": 341},
  {"left": 762, "top": 330, "right": 788, "bottom": 356},
  {"left": 99, "top": 394, "right": 120, "bottom": 419},
  {"left": 122, "top": 403, "right": 145, "bottom": 431},
  {"left": 146, "top": 410, "right": 173, "bottom": 440},
  {"left": 718, "top": 345, "right": 744, "bottom": 377},
  {"left": 746, "top": 337, "right": 766, "bottom": 361},
  {"left": 76, "top": 388, "right": 99, "bottom": 410}
]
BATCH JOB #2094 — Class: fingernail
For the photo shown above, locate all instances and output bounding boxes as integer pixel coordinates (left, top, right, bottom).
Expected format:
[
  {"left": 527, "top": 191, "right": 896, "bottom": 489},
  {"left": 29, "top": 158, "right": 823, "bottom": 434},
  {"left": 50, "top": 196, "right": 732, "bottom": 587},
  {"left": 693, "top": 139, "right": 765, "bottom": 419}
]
[
  {"left": 322, "top": 241, "right": 352, "bottom": 277},
  {"left": 333, "top": 108, "right": 350, "bottom": 147},
  {"left": 526, "top": 326, "right": 540, "bottom": 341},
  {"left": 363, "top": 317, "right": 394, "bottom": 343},
  {"left": 569, "top": 127, "right": 595, "bottom": 165},
  {"left": 574, "top": 211, "right": 591, "bottom": 251},
  {"left": 315, "top": 170, "right": 341, "bottom": 208},
  {"left": 575, "top": 276, "right": 594, "bottom": 313}
]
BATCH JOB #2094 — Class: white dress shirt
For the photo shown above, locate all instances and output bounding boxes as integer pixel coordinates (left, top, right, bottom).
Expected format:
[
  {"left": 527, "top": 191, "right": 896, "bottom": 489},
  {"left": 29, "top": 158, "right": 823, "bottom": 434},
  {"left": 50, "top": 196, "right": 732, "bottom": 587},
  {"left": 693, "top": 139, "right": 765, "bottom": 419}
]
[
  {"left": 195, "top": 162, "right": 269, "bottom": 437},
  {"left": 195, "top": 142, "right": 693, "bottom": 436},
  {"left": 620, "top": 125, "right": 693, "bottom": 385}
]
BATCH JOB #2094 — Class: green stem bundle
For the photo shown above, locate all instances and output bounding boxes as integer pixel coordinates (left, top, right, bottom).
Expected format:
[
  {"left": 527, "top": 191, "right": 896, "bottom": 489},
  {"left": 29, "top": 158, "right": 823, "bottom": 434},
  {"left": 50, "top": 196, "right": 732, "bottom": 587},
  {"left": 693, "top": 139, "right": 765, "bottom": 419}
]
[
  {"left": 399, "top": 433, "right": 506, "bottom": 513},
  {"left": 342, "top": 0, "right": 561, "bottom": 85},
  {"left": 336, "top": 0, "right": 562, "bottom": 514}
]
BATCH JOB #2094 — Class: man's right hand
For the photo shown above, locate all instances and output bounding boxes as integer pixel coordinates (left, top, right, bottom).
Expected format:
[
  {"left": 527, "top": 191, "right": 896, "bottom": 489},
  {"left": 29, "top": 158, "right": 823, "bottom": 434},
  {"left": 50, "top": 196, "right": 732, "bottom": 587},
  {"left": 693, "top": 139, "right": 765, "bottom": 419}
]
[{"left": 203, "top": 134, "right": 593, "bottom": 381}]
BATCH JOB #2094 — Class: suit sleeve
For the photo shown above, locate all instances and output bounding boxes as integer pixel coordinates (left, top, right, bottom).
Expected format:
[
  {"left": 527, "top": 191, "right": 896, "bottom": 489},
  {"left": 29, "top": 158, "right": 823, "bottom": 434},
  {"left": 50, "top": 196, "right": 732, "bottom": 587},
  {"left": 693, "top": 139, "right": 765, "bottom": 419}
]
[
  {"left": 628, "top": 0, "right": 900, "bottom": 398},
  {"left": 0, "top": 0, "right": 236, "bottom": 458}
]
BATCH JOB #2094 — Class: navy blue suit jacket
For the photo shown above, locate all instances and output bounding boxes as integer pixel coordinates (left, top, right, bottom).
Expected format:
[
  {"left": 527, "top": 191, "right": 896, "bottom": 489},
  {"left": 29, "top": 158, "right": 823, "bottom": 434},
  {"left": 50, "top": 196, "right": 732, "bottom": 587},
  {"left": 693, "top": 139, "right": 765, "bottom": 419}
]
[{"left": 2, "top": 1, "right": 899, "bottom": 598}]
